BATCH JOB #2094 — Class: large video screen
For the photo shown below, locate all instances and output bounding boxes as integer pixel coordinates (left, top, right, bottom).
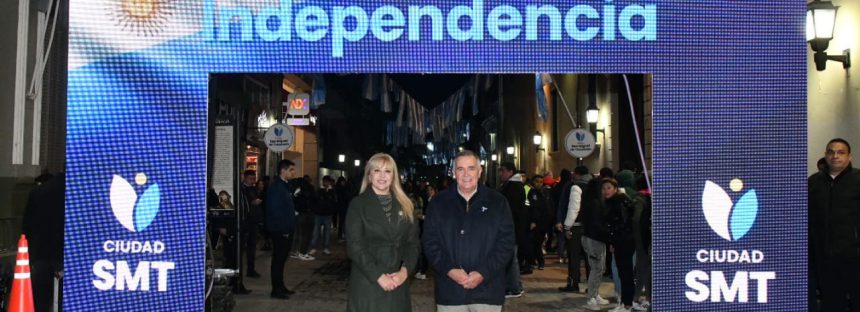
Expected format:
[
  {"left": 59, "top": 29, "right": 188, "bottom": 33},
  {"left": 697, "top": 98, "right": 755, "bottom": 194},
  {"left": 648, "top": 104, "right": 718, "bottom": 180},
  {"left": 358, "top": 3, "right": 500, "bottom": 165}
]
[{"left": 65, "top": 0, "right": 806, "bottom": 311}]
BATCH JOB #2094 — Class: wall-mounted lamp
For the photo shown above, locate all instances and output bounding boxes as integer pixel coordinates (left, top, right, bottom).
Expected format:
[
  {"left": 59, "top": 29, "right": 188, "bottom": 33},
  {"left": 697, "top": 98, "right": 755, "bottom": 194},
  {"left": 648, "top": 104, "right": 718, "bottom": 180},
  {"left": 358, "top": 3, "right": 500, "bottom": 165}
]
[
  {"left": 338, "top": 154, "right": 345, "bottom": 163},
  {"left": 354, "top": 159, "right": 360, "bottom": 167},
  {"left": 506, "top": 146, "right": 515, "bottom": 155},
  {"left": 427, "top": 142, "right": 435, "bottom": 151},
  {"left": 533, "top": 131, "right": 545, "bottom": 152},
  {"left": 806, "top": 0, "right": 851, "bottom": 71},
  {"left": 491, "top": 154, "right": 498, "bottom": 161},
  {"left": 586, "top": 104, "right": 599, "bottom": 124},
  {"left": 480, "top": 160, "right": 486, "bottom": 166}
]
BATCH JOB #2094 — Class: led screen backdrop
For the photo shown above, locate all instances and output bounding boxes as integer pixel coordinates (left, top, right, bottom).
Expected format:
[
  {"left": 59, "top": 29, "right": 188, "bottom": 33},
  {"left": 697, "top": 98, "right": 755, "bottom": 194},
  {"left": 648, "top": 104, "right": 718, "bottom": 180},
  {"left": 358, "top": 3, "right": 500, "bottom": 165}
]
[{"left": 65, "top": 0, "right": 806, "bottom": 311}]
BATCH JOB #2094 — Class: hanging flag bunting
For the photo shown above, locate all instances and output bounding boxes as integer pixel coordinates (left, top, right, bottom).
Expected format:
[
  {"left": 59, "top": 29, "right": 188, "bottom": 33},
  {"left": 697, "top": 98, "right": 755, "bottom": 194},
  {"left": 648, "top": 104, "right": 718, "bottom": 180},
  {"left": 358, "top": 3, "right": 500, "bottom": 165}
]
[
  {"left": 310, "top": 74, "right": 326, "bottom": 109},
  {"left": 471, "top": 75, "right": 480, "bottom": 115},
  {"left": 410, "top": 98, "right": 419, "bottom": 132},
  {"left": 381, "top": 74, "right": 392, "bottom": 112},
  {"left": 485, "top": 75, "right": 495, "bottom": 91},
  {"left": 396, "top": 90, "right": 406, "bottom": 127},
  {"left": 363, "top": 74, "right": 379, "bottom": 101},
  {"left": 456, "top": 89, "right": 466, "bottom": 122},
  {"left": 535, "top": 73, "right": 549, "bottom": 121}
]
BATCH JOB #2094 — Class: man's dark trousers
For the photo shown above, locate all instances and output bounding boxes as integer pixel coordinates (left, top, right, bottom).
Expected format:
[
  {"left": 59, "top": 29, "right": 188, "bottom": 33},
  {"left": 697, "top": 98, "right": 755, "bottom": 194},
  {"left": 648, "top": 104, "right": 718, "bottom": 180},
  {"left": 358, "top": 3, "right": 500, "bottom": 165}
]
[
  {"left": 243, "top": 222, "right": 258, "bottom": 273},
  {"left": 817, "top": 256, "right": 860, "bottom": 312},
  {"left": 565, "top": 226, "right": 586, "bottom": 287},
  {"left": 270, "top": 231, "right": 294, "bottom": 292}
]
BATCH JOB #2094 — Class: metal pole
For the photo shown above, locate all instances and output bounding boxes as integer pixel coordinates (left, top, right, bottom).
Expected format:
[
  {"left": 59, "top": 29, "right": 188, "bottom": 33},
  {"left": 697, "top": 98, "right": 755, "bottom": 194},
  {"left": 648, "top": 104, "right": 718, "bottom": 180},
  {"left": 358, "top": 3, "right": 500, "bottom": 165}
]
[
  {"left": 551, "top": 75, "right": 579, "bottom": 129},
  {"left": 234, "top": 112, "right": 243, "bottom": 286},
  {"left": 621, "top": 75, "right": 652, "bottom": 191},
  {"left": 52, "top": 276, "right": 59, "bottom": 312}
]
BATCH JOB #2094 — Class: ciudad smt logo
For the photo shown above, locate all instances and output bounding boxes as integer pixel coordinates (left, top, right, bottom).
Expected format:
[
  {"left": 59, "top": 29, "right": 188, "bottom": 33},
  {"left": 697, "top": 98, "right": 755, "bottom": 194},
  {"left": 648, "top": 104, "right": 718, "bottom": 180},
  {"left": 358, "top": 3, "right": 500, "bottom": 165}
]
[
  {"left": 93, "top": 173, "right": 175, "bottom": 292},
  {"left": 684, "top": 179, "right": 775, "bottom": 304},
  {"left": 110, "top": 173, "right": 160, "bottom": 232}
]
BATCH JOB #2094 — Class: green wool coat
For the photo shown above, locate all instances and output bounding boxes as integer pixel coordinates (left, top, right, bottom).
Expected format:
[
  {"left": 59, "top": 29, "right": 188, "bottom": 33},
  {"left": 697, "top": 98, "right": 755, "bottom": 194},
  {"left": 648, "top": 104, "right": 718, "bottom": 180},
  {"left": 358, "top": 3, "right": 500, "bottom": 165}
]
[{"left": 346, "top": 190, "right": 420, "bottom": 312}]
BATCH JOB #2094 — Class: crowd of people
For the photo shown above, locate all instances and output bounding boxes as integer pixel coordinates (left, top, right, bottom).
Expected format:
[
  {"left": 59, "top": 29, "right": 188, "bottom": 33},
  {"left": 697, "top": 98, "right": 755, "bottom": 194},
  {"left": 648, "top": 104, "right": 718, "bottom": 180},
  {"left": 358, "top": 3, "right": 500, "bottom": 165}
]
[
  {"left": 209, "top": 161, "right": 360, "bottom": 297},
  {"left": 210, "top": 151, "right": 657, "bottom": 312},
  {"left": 493, "top": 160, "right": 653, "bottom": 312}
]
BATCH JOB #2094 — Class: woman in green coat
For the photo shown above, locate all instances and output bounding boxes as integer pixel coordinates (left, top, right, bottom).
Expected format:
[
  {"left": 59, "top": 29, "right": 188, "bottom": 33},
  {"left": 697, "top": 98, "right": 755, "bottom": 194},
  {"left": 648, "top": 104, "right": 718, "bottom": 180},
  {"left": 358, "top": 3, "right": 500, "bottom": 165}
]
[{"left": 346, "top": 153, "right": 420, "bottom": 312}]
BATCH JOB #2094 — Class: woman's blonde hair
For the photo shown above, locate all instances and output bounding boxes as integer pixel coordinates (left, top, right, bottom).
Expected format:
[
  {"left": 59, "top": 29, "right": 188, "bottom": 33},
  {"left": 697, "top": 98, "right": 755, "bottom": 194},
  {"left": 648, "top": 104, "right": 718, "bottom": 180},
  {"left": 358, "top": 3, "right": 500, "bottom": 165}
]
[{"left": 359, "top": 153, "right": 414, "bottom": 222}]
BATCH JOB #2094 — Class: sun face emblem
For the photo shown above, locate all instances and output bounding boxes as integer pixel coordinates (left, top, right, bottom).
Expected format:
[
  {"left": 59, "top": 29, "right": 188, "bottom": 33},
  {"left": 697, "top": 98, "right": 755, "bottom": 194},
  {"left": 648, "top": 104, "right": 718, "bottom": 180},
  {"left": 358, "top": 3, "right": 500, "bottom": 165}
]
[{"left": 109, "top": 0, "right": 173, "bottom": 36}]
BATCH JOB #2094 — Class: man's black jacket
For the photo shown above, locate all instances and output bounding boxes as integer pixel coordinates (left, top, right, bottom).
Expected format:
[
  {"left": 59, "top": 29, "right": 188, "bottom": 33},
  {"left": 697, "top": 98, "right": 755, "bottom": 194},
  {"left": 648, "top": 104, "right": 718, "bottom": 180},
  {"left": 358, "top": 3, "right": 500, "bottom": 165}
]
[
  {"left": 422, "top": 185, "right": 516, "bottom": 306},
  {"left": 266, "top": 176, "right": 297, "bottom": 234},
  {"left": 499, "top": 178, "right": 528, "bottom": 238},
  {"left": 809, "top": 165, "right": 860, "bottom": 259}
]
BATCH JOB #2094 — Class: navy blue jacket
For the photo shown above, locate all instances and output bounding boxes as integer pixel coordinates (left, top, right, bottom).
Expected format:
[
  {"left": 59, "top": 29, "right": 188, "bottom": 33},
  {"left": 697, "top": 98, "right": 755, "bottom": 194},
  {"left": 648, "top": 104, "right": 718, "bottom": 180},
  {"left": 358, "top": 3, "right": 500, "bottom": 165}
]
[
  {"left": 265, "top": 176, "right": 297, "bottom": 234},
  {"left": 422, "top": 185, "right": 516, "bottom": 306}
]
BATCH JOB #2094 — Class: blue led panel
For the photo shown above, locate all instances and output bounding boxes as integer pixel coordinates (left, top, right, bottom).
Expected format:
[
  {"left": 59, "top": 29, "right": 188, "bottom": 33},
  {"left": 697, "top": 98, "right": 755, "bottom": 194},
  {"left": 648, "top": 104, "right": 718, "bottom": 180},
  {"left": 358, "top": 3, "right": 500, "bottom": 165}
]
[{"left": 65, "top": 0, "right": 806, "bottom": 311}]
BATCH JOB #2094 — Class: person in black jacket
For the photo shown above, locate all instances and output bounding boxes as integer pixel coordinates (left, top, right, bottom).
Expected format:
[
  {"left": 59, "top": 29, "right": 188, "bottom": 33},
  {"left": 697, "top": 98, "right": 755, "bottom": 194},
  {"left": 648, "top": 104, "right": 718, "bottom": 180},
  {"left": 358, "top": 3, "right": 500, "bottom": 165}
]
[
  {"left": 335, "top": 177, "right": 353, "bottom": 241},
  {"left": 558, "top": 165, "right": 591, "bottom": 293},
  {"left": 602, "top": 178, "right": 637, "bottom": 312},
  {"left": 551, "top": 169, "right": 572, "bottom": 262},
  {"left": 291, "top": 176, "right": 317, "bottom": 261},
  {"left": 22, "top": 172, "right": 65, "bottom": 312},
  {"left": 266, "top": 160, "right": 298, "bottom": 299},
  {"left": 527, "top": 175, "right": 550, "bottom": 270},
  {"left": 309, "top": 175, "right": 338, "bottom": 255},
  {"left": 581, "top": 177, "right": 611, "bottom": 311},
  {"left": 239, "top": 170, "right": 263, "bottom": 278},
  {"left": 497, "top": 162, "right": 526, "bottom": 297},
  {"left": 423, "top": 151, "right": 516, "bottom": 311},
  {"left": 809, "top": 138, "right": 860, "bottom": 312}
]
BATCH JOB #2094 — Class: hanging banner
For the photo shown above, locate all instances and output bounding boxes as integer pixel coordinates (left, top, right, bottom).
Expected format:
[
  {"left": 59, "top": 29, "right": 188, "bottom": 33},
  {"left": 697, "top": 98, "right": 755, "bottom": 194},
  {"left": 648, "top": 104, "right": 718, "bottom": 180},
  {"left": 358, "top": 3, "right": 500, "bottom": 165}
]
[{"left": 212, "top": 119, "right": 235, "bottom": 208}]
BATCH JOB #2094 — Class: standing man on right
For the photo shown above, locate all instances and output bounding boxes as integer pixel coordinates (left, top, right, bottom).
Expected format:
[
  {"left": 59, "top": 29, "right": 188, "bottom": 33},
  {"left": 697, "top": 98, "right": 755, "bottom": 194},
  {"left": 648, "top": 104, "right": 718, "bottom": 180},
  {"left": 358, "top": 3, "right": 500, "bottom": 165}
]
[
  {"left": 498, "top": 162, "right": 527, "bottom": 298},
  {"left": 266, "top": 159, "right": 298, "bottom": 299},
  {"left": 557, "top": 165, "right": 590, "bottom": 293},
  {"left": 423, "top": 150, "right": 516, "bottom": 311},
  {"left": 809, "top": 138, "right": 860, "bottom": 311}
]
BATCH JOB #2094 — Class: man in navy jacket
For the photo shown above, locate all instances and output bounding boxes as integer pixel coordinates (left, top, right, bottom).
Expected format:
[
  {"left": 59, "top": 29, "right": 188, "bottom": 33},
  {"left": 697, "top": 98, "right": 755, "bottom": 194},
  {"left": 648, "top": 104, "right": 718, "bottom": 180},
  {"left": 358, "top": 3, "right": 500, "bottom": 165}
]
[
  {"left": 266, "top": 159, "right": 298, "bottom": 299},
  {"left": 423, "top": 150, "right": 516, "bottom": 311}
]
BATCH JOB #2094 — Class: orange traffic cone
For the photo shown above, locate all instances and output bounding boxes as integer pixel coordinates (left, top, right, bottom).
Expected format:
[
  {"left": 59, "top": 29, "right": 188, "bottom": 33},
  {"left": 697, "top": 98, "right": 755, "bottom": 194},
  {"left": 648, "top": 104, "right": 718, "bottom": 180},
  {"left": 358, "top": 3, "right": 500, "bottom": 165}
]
[{"left": 8, "top": 235, "right": 34, "bottom": 312}]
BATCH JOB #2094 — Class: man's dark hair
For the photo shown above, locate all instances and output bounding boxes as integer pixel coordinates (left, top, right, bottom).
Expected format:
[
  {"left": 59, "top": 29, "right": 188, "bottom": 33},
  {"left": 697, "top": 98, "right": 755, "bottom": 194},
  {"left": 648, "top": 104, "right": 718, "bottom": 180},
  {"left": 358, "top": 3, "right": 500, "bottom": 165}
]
[
  {"left": 323, "top": 175, "right": 334, "bottom": 182},
  {"left": 817, "top": 157, "right": 828, "bottom": 172},
  {"left": 599, "top": 167, "right": 614, "bottom": 178},
  {"left": 531, "top": 175, "right": 544, "bottom": 183},
  {"left": 277, "top": 159, "right": 295, "bottom": 173},
  {"left": 827, "top": 138, "right": 851, "bottom": 153},
  {"left": 573, "top": 165, "right": 589, "bottom": 176},
  {"left": 243, "top": 170, "right": 256, "bottom": 177},
  {"left": 558, "top": 168, "right": 571, "bottom": 185},
  {"left": 500, "top": 162, "right": 517, "bottom": 172}
]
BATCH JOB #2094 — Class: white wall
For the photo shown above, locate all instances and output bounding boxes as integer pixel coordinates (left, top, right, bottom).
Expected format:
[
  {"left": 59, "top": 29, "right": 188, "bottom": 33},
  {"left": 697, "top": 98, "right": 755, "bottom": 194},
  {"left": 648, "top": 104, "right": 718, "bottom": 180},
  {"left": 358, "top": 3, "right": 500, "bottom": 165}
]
[{"left": 808, "top": 0, "right": 860, "bottom": 175}]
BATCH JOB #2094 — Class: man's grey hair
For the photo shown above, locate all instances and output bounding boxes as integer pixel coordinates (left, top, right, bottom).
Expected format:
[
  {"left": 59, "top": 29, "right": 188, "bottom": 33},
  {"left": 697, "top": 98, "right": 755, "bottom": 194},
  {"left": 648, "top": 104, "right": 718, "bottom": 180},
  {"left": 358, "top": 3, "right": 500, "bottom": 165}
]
[{"left": 453, "top": 150, "right": 480, "bottom": 164}]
